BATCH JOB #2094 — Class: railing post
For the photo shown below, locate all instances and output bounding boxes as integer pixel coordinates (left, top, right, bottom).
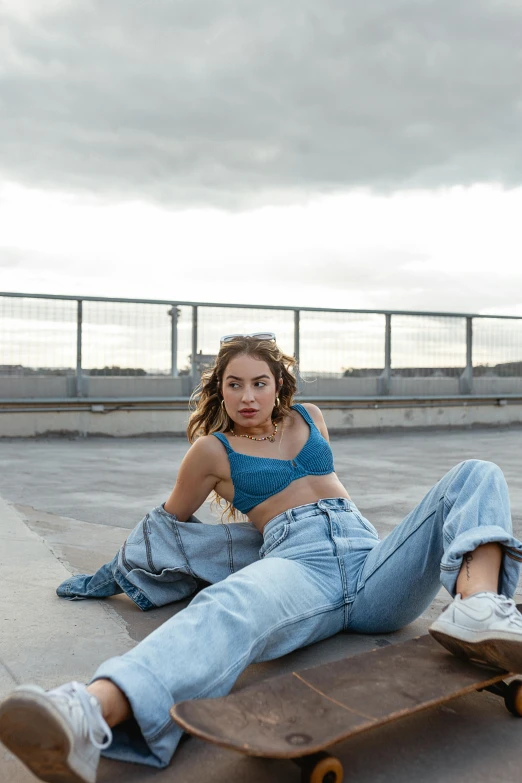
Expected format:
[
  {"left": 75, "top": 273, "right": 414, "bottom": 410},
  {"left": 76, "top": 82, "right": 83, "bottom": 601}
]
[
  {"left": 459, "top": 317, "right": 473, "bottom": 394},
  {"left": 294, "top": 310, "right": 301, "bottom": 390},
  {"left": 293, "top": 309, "right": 300, "bottom": 364},
  {"left": 75, "top": 299, "right": 83, "bottom": 397},
  {"left": 191, "top": 305, "right": 198, "bottom": 390},
  {"left": 169, "top": 306, "right": 179, "bottom": 377},
  {"left": 377, "top": 313, "right": 392, "bottom": 395}
]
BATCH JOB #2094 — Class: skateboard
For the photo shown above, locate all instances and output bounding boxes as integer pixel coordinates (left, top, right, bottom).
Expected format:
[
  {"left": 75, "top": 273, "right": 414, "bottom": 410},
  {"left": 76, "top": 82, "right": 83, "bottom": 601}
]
[{"left": 171, "top": 633, "right": 522, "bottom": 783}]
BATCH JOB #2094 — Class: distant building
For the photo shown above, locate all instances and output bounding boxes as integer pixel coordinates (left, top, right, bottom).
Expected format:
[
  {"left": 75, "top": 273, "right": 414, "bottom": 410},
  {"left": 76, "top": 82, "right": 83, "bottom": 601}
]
[
  {"left": 0, "top": 365, "right": 24, "bottom": 375},
  {"left": 191, "top": 351, "right": 216, "bottom": 374}
]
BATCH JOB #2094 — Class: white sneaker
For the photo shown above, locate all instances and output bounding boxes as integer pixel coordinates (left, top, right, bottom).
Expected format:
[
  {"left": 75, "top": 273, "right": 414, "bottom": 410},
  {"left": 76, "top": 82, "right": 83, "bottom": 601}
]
[
  {"left": 429, "top": 592, "right": 522, "bottom": 672},
  {"left": 0, "top": 681, "right": 112, "bottom": 783}
]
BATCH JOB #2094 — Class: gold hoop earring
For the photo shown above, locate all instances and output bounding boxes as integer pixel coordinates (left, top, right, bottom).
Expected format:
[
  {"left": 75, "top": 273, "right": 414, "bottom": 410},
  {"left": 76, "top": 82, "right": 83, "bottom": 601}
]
[
  {"left": 274, "top": 397, "right": 280, "bottom": 407},
  {"left": 221, "top": 399, "right": 226, "bottom": 409}
]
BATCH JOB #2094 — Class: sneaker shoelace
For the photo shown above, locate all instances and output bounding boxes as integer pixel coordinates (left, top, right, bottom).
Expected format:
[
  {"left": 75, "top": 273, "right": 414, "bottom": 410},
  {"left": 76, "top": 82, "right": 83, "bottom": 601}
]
[
  {"left": 53, "top": 682, "right": 113, "bottom": 750},
  {"left": 493, "top": 595, "right": 522, "bottom": 629}
]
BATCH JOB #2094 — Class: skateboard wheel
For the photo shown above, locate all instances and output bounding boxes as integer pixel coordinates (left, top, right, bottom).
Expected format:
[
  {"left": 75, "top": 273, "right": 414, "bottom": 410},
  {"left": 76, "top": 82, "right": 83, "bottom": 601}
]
[
  {"left": 504, "top": 679, "right": 522, "bottom": 717},
  {"left": 296, "top": 751, "right": 344, "bottom": 783}
]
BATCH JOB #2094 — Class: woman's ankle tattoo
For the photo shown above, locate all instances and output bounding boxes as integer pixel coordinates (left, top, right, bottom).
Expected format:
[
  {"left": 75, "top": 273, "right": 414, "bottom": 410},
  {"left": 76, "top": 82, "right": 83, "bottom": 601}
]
[{"left": 464, "top": 553, "right": 473, "bottom": 580}]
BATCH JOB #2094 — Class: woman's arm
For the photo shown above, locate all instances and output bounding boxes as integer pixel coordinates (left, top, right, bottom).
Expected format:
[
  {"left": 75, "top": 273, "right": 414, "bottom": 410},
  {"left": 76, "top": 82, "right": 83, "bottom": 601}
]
[{"left": 163, "top": 436, "right": 223, "bottom": 521}]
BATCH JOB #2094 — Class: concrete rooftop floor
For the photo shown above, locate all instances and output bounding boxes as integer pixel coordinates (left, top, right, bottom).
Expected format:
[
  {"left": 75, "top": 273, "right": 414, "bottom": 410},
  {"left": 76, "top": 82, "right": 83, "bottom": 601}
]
[{"left": 1, "top": 425, "right": 522, "bottom": 782}]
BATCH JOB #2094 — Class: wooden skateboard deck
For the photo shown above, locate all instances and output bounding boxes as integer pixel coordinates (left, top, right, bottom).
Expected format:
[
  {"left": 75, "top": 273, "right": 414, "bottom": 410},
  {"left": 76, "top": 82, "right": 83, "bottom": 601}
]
[{"left": 171, "top": 634, "right": 522, "bottom": 782}]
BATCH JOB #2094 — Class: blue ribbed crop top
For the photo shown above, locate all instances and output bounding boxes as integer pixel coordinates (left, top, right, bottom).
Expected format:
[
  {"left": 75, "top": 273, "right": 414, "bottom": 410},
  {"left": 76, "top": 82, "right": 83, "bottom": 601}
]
[{"left": 212, "top": 403, "right": 334, "bottom": 514}]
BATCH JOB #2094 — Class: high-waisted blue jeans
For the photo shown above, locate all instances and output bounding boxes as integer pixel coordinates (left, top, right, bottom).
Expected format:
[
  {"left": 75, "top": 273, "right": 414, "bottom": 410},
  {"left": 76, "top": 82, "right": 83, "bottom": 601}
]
[{"left": 61, "top": 460, "right": 521, "bottom": 768}]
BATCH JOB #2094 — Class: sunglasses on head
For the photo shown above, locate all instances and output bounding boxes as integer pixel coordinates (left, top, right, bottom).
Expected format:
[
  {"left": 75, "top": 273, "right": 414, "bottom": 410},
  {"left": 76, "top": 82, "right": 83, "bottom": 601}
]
[{"left": 220, "top": 332, "right": 276, "bottom": 344}]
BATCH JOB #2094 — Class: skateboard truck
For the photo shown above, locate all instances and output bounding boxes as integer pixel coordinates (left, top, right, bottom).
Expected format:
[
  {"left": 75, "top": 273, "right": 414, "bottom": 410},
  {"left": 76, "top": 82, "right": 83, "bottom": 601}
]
[{"left": 482, "top": 678, "right": 522, "bottom": 716}]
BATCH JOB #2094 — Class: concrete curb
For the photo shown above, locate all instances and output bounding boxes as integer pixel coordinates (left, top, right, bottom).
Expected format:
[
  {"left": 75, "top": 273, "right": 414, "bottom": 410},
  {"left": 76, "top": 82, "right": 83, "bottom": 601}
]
[{"left": 0, "top": 495, "right": 134, "bottom": 698}]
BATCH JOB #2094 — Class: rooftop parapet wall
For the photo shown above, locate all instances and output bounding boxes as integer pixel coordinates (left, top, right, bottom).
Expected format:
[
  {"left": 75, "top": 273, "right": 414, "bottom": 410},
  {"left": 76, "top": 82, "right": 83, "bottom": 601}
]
[
  {"left": 0, "top": 375, "right": 191, "bottom": 399},
  {"left": 2, "top": 375, "right": 522, "bottom": 400},
  {"left": 1, "top": 397, "right": 522, "bottom": 438}
]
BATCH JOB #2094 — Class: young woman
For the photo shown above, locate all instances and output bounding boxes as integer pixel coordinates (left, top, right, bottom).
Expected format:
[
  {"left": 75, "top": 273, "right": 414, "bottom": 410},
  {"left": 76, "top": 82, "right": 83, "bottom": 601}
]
[{"left": 2, "top": 333, "right": 522, "bottom": 783}]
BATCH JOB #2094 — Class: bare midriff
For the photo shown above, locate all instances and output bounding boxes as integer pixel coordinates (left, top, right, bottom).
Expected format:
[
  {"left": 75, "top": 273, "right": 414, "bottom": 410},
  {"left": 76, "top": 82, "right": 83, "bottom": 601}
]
[{"left": 246, "top": 473, "right": 350, "bottom": 533}]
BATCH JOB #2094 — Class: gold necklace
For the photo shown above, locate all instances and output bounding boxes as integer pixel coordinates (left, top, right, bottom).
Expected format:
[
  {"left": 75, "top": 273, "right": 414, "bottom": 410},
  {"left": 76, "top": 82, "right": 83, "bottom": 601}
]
[{"left": 230, "top": 421, "right": 278, "bottom": 443}]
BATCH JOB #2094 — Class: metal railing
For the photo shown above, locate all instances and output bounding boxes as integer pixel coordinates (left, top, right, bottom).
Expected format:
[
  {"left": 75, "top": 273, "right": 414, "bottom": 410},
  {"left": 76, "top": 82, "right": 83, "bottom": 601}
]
[{"left": 1, "top": 291, "right": 522, "bottom": 399}]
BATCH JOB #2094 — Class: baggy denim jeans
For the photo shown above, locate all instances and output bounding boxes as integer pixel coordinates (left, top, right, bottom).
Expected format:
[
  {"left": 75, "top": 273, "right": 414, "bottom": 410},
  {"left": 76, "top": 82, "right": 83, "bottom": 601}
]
[{"left": 72, "top": 460, "right": 521, "bottom": 768}]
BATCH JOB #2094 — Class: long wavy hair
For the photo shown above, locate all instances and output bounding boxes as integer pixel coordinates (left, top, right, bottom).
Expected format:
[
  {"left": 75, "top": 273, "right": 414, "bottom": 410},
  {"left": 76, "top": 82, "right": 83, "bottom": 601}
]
[{"left": 187, "top": 337, "right": 298, "bottom": 520}]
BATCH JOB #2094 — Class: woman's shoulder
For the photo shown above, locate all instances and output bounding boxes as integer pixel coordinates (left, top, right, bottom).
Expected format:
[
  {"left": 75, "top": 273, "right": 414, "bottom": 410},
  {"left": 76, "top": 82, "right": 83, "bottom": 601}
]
[
  {"left": 293, "top": 402, "right": 325, "bottom": 424},
  {"left": 292, "top": 402, "right": 329, "bottom": 441},
  {"left": 182, "top": 434, "right": 231, "bottom": 476},
  {"left": 188, "top": 433, "right": 229, "bottom": 458}
]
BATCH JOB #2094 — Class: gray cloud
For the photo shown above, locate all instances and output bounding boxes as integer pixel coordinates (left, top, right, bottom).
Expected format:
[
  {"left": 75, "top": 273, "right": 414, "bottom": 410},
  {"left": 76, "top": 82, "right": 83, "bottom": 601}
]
[{"left": 1, "top": 0, "right": 522, "bottom": 206}]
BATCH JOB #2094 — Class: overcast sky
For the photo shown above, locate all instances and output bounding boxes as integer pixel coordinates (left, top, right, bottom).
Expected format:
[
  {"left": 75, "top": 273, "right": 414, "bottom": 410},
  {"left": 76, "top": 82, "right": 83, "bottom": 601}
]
[{"left": 1, "top": 0, "right": 522, "bottom": 315}]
